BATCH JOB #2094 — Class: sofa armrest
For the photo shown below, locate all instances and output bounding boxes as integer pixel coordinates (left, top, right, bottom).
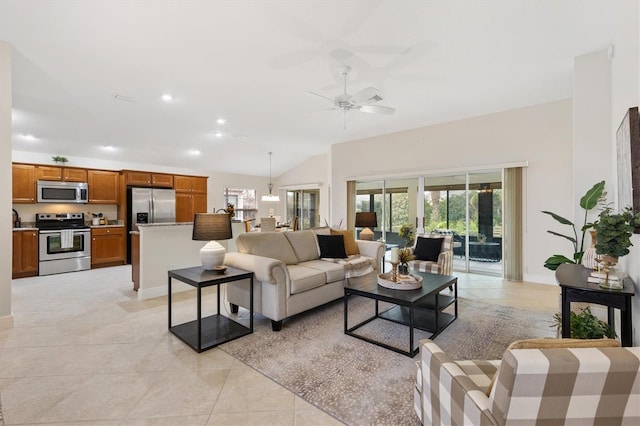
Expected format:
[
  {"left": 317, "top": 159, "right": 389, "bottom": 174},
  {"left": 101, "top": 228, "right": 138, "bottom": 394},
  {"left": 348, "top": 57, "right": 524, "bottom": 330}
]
[
  {"left": 419, "top": 340, "right": 497, "bottom": 425},
  {"left": 437, "top": 250, "right": 453, "bottom": 275},
  {"left": 356, "top": 240, "right": 385, "bottom": 271},
  {"left": 224, "top": 252, "right": 289, "bottom": 284}
]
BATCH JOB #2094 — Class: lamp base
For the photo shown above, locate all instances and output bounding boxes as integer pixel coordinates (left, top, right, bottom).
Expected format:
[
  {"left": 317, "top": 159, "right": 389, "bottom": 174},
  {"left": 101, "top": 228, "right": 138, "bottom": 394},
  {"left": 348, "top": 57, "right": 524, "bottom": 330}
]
[
  {"left": 360, "top": 227, "right": 374, "bottom": 241},
  {"left": 200, "top": 241, "right": 226, "bottom": 270}
]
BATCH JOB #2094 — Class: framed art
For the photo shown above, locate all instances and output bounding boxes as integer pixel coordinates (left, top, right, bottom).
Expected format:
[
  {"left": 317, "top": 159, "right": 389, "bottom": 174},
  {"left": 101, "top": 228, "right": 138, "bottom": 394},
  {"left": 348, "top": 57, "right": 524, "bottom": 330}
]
[{"left": 616, "top": 106, "right": 640, "bottom": 232}]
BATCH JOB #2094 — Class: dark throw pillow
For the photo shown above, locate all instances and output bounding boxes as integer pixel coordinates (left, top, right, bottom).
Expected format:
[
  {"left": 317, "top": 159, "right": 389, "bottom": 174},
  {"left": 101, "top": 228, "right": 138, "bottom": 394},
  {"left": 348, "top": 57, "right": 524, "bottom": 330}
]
[
  {"left": 317, "top": 234, "right": 348, "bottom": 259},
  {"left": 414, "top": 237, "right": 443, "bottom": 262}
]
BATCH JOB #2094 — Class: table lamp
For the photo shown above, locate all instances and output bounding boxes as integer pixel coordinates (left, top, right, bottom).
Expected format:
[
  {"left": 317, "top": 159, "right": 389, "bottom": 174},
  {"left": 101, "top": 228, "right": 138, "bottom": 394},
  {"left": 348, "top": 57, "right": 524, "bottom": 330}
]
[
  {"left": 192, "top": 213, "right": 233, "bottom": 269},
  {"left": 355, "top": 211, "right": 377, "bottom": 241}
]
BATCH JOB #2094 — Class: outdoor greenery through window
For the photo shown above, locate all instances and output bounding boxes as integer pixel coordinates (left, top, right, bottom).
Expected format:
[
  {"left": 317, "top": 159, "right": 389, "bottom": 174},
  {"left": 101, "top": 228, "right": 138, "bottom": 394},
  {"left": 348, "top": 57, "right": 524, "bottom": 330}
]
[{"left": 224, "top": 187, "right": 257, "bottom": 221}]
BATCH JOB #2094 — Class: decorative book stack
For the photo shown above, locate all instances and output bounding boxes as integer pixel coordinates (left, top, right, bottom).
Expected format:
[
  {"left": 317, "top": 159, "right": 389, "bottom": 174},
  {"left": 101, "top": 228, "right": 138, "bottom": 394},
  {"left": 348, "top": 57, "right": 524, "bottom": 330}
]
[{"left": 587, "top": 270, "right": 626, "bottom": 284}]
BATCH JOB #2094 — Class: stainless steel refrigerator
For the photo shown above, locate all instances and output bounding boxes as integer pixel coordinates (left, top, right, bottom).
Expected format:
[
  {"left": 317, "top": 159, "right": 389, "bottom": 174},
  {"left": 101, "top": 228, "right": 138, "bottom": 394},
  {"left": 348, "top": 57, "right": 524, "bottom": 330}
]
[{"left": 126, "top": 187, "right": 176, "bottom": 263}]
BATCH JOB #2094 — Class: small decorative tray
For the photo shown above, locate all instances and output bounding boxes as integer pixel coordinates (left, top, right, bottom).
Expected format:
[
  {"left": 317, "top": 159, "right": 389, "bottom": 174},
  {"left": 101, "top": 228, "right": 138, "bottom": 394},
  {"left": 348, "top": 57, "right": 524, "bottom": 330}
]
[{"left": 377, "top": 273, "right": 423, "bottom": 290}]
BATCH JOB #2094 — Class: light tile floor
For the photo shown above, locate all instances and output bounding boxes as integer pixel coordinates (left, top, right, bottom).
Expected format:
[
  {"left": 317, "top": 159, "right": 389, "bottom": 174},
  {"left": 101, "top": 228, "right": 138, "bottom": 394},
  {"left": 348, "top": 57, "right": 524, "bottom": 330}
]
[{"left": 0, "top": 266, "right": 560, "bottom": 425}]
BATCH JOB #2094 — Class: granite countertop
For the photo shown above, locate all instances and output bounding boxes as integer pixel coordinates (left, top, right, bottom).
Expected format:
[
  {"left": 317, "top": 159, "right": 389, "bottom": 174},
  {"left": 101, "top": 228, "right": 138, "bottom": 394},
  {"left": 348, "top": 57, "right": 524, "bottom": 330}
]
[
  {"left": 13, "top": 227, "right": 38, "bottom": 231},
  {"left": 136, "top": 222, "right": 193, "bottom": 227},
  {"left": 90, "top": 224, "right": 125, "bottom": 228}
]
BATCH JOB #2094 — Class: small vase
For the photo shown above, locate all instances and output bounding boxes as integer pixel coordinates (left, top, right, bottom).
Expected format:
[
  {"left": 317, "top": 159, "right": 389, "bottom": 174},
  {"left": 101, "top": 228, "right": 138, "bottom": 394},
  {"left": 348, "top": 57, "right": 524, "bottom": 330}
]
[
  {"left": 582, "top": 230, "right": 598, "bottom": 270},
  {"left": 398, "top": 264, "right": 409, "bottom": 275}
]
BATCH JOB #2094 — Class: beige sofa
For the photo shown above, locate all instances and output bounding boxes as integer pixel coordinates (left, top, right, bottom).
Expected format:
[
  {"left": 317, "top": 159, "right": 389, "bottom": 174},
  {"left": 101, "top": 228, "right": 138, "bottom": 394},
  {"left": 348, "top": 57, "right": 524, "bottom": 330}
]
[{"left": 223, "top": 230, "right": 385, "bottom": 330}]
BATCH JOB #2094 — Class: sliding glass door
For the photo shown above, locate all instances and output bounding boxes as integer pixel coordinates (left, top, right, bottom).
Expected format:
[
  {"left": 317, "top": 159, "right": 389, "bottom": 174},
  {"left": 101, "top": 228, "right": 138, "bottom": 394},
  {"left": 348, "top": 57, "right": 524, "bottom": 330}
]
[{"left": 286, "top": 189, "right": 320, "bottom": 229}]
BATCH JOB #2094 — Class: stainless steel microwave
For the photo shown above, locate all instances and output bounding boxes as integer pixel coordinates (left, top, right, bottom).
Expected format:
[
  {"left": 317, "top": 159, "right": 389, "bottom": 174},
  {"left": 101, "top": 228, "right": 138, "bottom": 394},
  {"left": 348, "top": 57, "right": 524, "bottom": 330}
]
[{"left": 37, "top": 180, "right": 88, "bottom": 203}]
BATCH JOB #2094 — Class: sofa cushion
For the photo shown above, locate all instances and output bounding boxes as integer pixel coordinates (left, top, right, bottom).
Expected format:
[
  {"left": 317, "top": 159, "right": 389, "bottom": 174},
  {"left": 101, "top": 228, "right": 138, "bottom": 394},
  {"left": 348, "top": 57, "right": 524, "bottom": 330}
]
[
  {"left": 287, "top": 264, "right": 327, "bottom": 294},
  {"left": 317, "top": 234, "right": 348, "bottom": 259},
  {"left": 235, "top": 232, "right": 298, "bottom": 265},
  {"left": 414, "top": 236, "right": 443, "bottom": 261},
  {"left": 284, "top": 230, "right": 320, "bottom": 263},
  {"left": 330, "top": 229, "right": 359, "bottom": 255},
  {"left": 300, "top": 259, "right": 346, "bottom": 283}
]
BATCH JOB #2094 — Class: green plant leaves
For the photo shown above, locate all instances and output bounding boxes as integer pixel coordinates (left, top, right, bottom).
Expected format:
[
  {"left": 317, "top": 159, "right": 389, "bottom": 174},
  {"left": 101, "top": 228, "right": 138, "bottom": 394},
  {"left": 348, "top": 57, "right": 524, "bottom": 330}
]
[
  {"left": 579, "top": 181, "right": 605, "bottom": 210},
  {"left": 543, "top": 254, "right": 575, "bottom": 270},
  {"left": 541, "top": 211, "right": 574, "bottom": 226},
  {"left": 553, "top": 307, "right": 616, "bottom": 339}
]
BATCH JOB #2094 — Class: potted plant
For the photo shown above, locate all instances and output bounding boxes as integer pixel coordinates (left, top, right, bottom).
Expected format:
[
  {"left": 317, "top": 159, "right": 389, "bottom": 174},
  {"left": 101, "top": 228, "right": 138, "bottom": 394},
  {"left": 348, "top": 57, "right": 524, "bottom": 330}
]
[
  {"left": 52, "top": 155, "right": 68, "bottom": 164},
  {"left": 398, "top": 248, "right": 414, "bottom": 275},
  {"left": 553, "top": 306, "right": 616, "bottom": 339},
  {"left": 398, "top": 223, "right": 415, "bottom": 248},
  {"left": 593, "top": 206, "right": 639, "bottom": 288},
  {"left": 225, "top": 203, "right": 235, "bottom": 219},
  {"left": 542, "top": 181, "right": 606, "bottom": 270}
]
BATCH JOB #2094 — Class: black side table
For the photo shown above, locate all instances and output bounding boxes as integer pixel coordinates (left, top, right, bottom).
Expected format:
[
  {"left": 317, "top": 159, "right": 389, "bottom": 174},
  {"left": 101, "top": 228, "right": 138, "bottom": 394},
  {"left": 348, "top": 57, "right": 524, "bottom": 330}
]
[
  {"left": 168, "top": 265, "right": 254, "bottom": 352},
  {"left": 556, "top": 263, "right": 635, "bottom": 347}
]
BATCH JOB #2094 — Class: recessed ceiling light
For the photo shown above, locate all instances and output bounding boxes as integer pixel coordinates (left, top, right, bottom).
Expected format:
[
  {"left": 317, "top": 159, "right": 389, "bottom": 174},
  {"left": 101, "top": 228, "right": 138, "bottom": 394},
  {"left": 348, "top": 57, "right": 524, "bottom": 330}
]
[
  {"left": 215, "top": 132, "right": 223, "bottom": 138},
  {"left": 101, "top": 145, "right": 116, "bottom": 151},
  {"left": 189, "top": 149, "right": 201, "bottom": 156},
  {"left": 162, "top": 93, "right": 173, "bottom": 102},
  {"left": 217, "top": 118, "right": 226, "bottom": 124},
  {"left": 21, "top": 134, "right": 38, "bottom": 141}
]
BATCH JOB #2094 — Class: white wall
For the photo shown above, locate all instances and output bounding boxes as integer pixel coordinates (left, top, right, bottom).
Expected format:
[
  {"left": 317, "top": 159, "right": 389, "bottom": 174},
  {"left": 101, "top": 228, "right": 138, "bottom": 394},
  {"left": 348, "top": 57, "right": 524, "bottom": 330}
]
[
  {"left": 608, "top": 0, "right": 639, "bottom": 344},
  {"left": 0, "top": 41, "right": 12, "bottom": 329},
  {"left": 331, "top": 100, "right": 574, "bottom": 285}
]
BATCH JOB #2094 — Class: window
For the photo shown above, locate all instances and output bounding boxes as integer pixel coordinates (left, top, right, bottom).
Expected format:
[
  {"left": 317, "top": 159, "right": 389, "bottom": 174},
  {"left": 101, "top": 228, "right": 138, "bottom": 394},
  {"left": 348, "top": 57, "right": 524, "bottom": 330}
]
[{"left": 224, "top": 187, "right": 257, "bottom": 221}]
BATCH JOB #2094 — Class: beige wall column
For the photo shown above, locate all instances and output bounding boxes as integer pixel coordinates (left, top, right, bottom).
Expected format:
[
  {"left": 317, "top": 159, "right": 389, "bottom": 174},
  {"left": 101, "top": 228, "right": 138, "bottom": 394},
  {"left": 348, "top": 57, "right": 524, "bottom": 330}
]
[{"left": 0, "top": 41, "right": 13, "bottom": 329}]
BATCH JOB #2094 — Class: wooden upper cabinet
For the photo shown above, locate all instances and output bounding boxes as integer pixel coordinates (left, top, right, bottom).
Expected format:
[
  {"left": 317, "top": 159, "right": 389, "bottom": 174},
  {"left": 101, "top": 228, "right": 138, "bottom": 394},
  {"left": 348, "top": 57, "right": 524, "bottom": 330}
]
[
  {"left": 37, "top": 166, "right": 87, "bottom": 182},
  {"left": 12, "top": 163, "right": 36, "bottom": 203},
  {"left": 151, "top": 173, "right": 173, "bottom": 188},
  {"left": 36, "top": 165, "right": 62, "bottom": 180},
  {"left": 174, "top": 175, "right": 207, "bottom": 193},
  {"left": 88, "top": 169, "right": 119, "bottom": 204},
  {"left": 124, "top": 171, "right": 173, "bottom": 188},
  {"left": 62, "top": 168, "right": 88, "bottom": 182},
  {"left": 125, "top": 171, "right": 152, "bottom": 186}
]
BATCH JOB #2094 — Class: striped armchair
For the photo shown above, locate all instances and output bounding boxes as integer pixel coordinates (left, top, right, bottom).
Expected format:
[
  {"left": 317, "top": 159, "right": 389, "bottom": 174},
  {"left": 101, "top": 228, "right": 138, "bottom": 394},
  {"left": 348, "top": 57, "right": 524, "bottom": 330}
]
[
  {"left": 415, "top": 339, "right": 640, "bottom": 425},
  {"left": 407, "top": 233, "right": 453, "bottom": 275}
]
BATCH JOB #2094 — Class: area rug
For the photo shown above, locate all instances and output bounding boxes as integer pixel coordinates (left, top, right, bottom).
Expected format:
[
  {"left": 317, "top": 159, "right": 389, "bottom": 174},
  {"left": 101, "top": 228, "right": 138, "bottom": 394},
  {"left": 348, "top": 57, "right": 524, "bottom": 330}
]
[{"left": 220, "top": 297, "right": 556, "bottom": 426}]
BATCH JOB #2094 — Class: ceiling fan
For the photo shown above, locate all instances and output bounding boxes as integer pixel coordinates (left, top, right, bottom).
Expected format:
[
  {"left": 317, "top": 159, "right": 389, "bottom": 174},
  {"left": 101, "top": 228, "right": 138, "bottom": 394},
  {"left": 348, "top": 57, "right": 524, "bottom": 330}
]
[{"left": 307, "top": 66, "right": 396, "bottom": 128}]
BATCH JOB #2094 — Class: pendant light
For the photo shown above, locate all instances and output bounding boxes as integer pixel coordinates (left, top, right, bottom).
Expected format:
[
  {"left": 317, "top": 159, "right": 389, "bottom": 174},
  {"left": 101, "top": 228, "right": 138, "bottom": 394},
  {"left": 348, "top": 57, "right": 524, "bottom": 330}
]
[{"left": 261, "top": 152, "right": 280, "bottom": 202}]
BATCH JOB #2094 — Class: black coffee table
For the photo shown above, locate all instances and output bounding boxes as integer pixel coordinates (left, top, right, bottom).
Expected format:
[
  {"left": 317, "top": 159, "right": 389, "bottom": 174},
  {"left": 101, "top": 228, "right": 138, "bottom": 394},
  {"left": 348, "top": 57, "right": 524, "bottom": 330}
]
[{"left": 344, "top": 271, "right": 457, "bottom": 357}]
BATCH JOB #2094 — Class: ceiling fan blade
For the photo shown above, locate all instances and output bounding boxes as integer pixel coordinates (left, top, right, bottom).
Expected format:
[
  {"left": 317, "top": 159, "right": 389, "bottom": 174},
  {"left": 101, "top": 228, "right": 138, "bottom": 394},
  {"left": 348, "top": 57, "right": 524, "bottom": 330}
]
[
  {"left": 359, "top": 105, "right": 396, "bottom": 115},
  {"left": 305, "top": 91, "right": 335, "bottom": 103},
  {"left": 351, "top": 86, "right": 380, "bottom": 104}
]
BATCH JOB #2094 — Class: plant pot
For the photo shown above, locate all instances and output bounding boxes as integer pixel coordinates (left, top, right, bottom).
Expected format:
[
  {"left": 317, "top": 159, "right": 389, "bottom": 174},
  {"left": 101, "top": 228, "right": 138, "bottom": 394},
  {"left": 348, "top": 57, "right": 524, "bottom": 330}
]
[{"left": 597, "top": 255, "right": 623, "bottom": 290}]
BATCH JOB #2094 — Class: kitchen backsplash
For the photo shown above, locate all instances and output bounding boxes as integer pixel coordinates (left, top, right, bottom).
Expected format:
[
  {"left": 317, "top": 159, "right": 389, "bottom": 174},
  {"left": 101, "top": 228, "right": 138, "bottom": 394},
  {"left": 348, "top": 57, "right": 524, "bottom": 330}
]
[{"left": 11, "top": 204, "right": 118, "bottom": 224}]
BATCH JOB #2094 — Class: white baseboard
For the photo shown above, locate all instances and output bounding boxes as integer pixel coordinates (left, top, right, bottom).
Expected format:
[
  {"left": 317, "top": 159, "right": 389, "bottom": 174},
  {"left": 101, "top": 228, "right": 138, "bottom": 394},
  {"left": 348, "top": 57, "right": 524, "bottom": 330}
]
[
  {"left": 136, "top": 281, "right": 193, "bottom": 300},
  {"left": 0, "top": 314, "right": 14, "bottom": 330}
]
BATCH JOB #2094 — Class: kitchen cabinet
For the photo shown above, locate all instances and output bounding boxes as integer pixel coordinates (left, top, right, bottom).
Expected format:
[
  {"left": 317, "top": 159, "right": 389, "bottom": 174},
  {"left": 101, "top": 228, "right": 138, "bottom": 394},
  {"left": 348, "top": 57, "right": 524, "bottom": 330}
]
[
  {"left": 12, "top": 230, "right": 39, "bottom": 278},
  {"left": 88, "top": 169, "right": 119, "bottom": 204},
  {"left": 176, "top": 192, "right": 207, "bottom": 223},
  {"left": 91, "top": 226, "right": 126, "bottom": 268},
  {"left": 37, "top": 165, "right": 87, "bottom": 182},
  {"left": 174, "top": 175, "right": 207, "bottom": 193},
  {"left": 124, "top": 171, "right": 174, "bottom": 188},
  {"left": 175, "top": 175, "right": 208, "bottom": 222},
  {"left": 12, "top": 163, "right": 36, "bottom": 203}
]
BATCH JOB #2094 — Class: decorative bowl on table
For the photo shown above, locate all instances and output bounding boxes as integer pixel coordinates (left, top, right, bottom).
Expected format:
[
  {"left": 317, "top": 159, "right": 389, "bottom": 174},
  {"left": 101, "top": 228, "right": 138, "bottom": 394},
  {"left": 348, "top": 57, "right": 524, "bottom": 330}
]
[
  {"left": 377, "top": 272, "right": 423, "bottom": 290},
  {"left": 213, "top": 265, "right": 227, "bottom": 274}
]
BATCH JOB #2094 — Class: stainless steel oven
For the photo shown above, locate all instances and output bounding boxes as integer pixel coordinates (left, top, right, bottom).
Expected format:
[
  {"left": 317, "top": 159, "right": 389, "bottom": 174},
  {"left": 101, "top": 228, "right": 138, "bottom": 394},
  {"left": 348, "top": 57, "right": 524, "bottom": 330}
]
[{"left": 36, "top": 213, "right": 91, "bottom": 276}]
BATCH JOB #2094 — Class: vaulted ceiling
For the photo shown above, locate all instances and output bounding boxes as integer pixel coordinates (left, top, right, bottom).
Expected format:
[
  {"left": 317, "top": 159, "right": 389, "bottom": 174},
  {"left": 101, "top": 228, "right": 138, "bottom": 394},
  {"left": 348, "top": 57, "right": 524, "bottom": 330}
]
[{"left": 1, "top": 0, "right": 622, "bottom": 176}]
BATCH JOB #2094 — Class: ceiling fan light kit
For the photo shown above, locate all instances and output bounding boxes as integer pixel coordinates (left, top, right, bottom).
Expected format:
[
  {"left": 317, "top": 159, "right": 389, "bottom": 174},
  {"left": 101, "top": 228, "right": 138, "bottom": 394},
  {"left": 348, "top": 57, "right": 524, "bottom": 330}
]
[
  {"left": 308, "top": 65, "right": 396, "bottom": 129},
  {"left": 261, "top": 152, "right": 280, "bottom": 202}
]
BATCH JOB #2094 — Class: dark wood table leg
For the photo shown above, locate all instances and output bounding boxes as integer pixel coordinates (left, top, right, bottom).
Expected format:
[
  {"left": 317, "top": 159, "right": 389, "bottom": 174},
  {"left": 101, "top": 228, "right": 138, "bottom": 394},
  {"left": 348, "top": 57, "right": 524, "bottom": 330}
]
[{"left": 561, "top": 288, "right": 571, "bottom": 338}]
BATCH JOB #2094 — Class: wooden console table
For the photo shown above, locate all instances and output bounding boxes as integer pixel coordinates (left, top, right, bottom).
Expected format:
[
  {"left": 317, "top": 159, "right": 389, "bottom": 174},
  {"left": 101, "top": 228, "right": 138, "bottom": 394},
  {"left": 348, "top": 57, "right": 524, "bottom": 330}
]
[{"left": 555, "top": 263, "right": 635, "bottom": 347}]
